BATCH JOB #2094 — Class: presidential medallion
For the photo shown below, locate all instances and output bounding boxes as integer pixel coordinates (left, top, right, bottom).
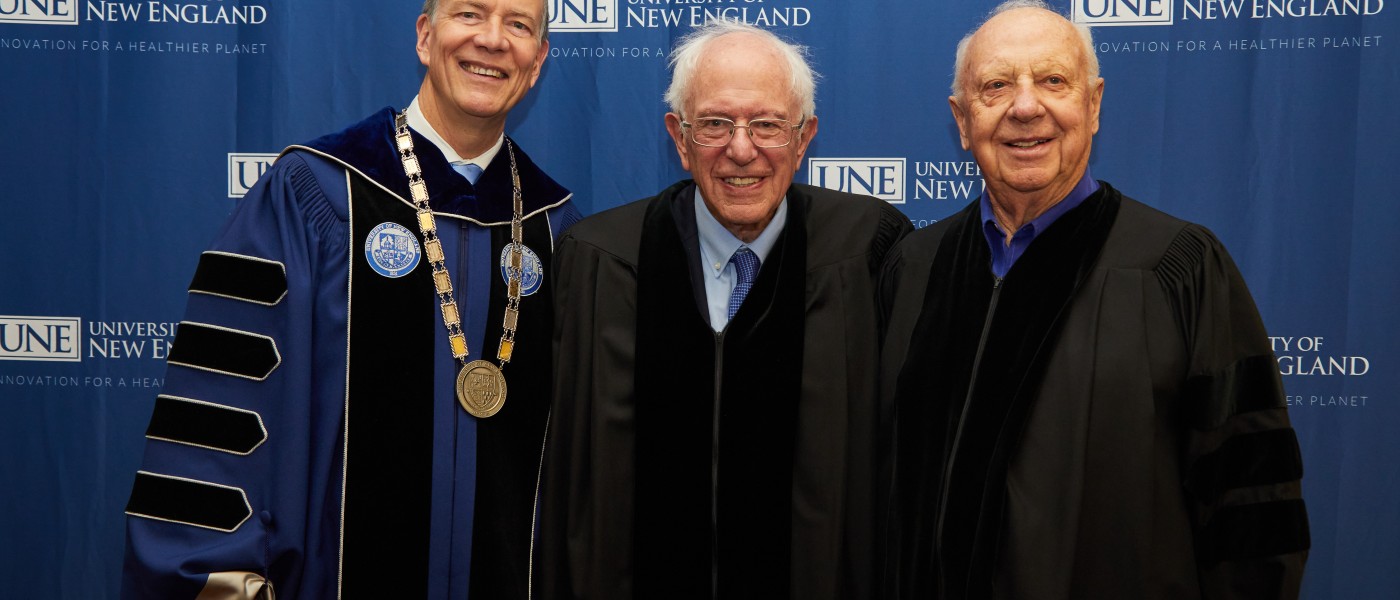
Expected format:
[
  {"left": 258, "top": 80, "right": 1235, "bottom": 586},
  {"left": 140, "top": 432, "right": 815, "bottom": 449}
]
[
  {"left": 457, "top": 360, "right": 507, "bottom": 418},
  {"left": 395, "top": 110, "right": 525, "bottom": 420}
]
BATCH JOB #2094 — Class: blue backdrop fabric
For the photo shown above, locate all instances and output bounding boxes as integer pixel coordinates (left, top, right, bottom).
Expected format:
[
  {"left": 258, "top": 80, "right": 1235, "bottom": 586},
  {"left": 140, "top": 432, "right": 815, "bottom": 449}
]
[{"left": 1, "top": 0, "right": 1395, "bottom": 597}]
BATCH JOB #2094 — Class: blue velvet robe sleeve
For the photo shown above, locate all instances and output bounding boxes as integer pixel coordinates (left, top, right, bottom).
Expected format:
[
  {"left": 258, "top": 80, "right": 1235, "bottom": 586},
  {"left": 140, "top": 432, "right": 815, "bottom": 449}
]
[{"left": 121, "top": 150, "right": 352, "bottom": 599}]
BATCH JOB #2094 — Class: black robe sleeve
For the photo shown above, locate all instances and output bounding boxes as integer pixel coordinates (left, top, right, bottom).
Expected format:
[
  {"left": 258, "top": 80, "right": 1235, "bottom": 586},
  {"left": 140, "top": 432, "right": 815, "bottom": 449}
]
[
  {"left": 1162, "top": 225, "right": 1310, "bottom": 598},
  {"left": 538, "top": 201, "right": 646, "bottom": 600}
]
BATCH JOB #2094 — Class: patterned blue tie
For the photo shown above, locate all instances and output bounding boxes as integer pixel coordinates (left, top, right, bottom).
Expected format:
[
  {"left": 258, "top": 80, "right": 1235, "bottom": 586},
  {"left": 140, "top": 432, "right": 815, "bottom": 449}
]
[
  {"left": 453, "top": 162, "right": 484, "bottom": 185},
  {"left": 727, "top": 247, "right": 759, "bottom": 320}
]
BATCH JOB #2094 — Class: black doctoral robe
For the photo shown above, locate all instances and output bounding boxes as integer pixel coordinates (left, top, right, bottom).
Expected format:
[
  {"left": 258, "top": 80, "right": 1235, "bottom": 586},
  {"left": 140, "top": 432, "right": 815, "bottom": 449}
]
[
  {"left": 540, "top": 180, "right": 912, "bottom": 600},
  {"left": 879, "top": 183, "right": 1310, "bottom": 599}
]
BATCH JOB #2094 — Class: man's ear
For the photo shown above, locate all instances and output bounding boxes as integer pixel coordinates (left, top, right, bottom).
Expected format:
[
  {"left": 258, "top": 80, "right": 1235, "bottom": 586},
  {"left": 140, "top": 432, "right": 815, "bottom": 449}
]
[
  {"left": 526, "top": 38, "right": 549, "bottom": 89},
  {"left": 664, "top": 113, "right": 692, "bottom": 171},
  {"left": 415, "top": 14, "right": 432, "bottom": 68},
  {"left": 949, "top": 96, "right": 971, "bottom": 151},
  {"left": 1088, "top": 77, "right": 1104, "bottom": 135},
  {"left": 792, "top": 115, "right": 818, "bottom": 162}
]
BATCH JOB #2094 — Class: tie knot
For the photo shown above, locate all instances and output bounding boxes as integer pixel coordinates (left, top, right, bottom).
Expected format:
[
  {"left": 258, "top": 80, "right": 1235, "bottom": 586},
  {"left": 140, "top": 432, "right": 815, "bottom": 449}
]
[
  {"left": 453, "top": 162, "right": 484, "bottom": 185},
  {"left": 729, "top": 247, "right": 759, "bottom": 283}
]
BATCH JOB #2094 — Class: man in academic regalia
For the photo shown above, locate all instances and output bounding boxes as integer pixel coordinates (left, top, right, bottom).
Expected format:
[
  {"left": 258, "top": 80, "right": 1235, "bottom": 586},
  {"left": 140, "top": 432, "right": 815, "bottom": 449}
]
[
  {"left": 879, "top": 2, "right": 1310, "bottom": 599},
  {"left": 538, "top": 20, "right": 912, "bottom": 600},
  {"left": 121, "top": 1, "right": 579, "bottom": 598}
]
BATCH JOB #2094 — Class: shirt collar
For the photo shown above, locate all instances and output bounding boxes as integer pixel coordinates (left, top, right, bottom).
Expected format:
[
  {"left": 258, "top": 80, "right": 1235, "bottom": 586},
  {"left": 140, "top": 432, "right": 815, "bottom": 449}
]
[
  {"left": 695, "top": 188, "right": 788, "bottom": 279},
  {"left": 981, "top": 166, "right": 1099, "bottom": 242},
  {"left": 406, "top": 95, "right": 504, "bottom": 169}
]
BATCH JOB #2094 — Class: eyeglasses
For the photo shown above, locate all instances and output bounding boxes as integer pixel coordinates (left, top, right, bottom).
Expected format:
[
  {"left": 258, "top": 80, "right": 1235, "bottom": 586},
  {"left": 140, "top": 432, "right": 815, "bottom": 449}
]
[{"left": 681, "top": 116, "right": 804, "bottom": 148}]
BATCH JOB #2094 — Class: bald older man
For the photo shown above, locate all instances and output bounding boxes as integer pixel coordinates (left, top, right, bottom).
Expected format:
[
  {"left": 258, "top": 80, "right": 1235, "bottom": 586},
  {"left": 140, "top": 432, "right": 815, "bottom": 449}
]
[
  {"left": 540, "top": 20, "right": 911, "bottom": 600},
  {"left": 879, "top": 2, "right": 1309, "bottom": 598}
]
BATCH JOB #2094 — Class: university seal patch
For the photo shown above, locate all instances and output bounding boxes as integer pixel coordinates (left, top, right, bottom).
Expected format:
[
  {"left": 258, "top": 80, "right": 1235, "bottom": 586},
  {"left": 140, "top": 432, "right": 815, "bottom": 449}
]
[
  {"left": 499, "top": 243, "right": 543, "bottom": 296},
  {"left": 365, "top": 222, "right": 421, "bottom": 278}
]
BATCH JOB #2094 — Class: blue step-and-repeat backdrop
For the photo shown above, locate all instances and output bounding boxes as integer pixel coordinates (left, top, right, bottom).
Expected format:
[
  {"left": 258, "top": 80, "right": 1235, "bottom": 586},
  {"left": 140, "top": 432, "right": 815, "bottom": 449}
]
[{"left": 1, "top": 0, "right": 1395, "bottom": 597}]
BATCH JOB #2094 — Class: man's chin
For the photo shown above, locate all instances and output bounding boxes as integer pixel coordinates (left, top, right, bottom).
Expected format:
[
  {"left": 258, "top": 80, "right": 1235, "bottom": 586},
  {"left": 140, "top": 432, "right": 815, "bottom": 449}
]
[
  {"left": 446, "top": 90, "right": 522, "bottom": 119},
  {"left": 713, "top": 200, "right": 780, "bottom": 228}
]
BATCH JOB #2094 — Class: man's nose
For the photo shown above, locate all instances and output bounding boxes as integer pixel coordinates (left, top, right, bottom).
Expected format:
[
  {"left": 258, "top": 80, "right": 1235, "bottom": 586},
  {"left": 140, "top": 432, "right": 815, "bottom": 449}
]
[
  {"left": 724, "top": 125, "right": 760, "bottom": 163},
  {"left": 1008, "top": 83, "right": 1046, "bottom": 121},
  {"left": 476, "top": 18, "right": 509, "bottom": 51}
]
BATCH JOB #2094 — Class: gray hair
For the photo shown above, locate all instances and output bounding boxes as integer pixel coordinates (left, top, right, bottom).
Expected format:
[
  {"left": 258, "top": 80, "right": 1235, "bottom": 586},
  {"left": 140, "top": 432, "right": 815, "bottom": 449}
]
[
  {"left": 422, "top": 0, "right": 550, "bottom": 41},
  {"left": 664, "top": 20, "right": 818, "bottom": 120},
  {"left": 950, "top": 0, "right": 1098, "bottom": 99}
]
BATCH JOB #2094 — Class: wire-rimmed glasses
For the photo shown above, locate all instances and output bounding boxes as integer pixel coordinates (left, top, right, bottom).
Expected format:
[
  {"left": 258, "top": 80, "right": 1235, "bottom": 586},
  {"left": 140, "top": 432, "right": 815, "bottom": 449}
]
[{"left": 681, "top": 116, "right": 804, "bottom": 148}]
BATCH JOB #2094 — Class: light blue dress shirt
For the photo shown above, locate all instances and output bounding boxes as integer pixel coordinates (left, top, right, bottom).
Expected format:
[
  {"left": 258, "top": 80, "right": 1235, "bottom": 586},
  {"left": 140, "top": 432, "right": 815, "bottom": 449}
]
[{"left": 694, "top": 190, "right": 788, "bottom": 332}]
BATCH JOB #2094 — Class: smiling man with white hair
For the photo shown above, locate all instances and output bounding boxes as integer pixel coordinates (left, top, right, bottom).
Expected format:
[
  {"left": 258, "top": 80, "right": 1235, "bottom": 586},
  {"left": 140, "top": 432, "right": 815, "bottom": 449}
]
[
  {"left": 121, "top": 1, "right": 578, "bottom": 598},
  {"left": 538, "top": 19, "right": 911, "bottom": 600},
  {"left": 878, "top": 1, "right": 1310, "bottom": 598}
]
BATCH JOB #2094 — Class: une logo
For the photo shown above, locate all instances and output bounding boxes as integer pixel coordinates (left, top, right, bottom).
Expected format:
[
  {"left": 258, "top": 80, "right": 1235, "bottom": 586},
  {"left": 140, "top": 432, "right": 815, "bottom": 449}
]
[
  {"left": 1073, "top": 0, "right": 1174, "bottom": 26},
  {"left": 808, "top": 158, "right": 906, "bottom": 204},
  {"left": 228, "top": 153, "right": 279, "bottom": 198},
  {"left": 548, "top": 0, "right": 617, "bottom": 32},
  {"left": 0, "top": 0, "right": 79, "bottom": 25},
  {"left": 0, "top": 316, "right": 82, "bottom": 362}
]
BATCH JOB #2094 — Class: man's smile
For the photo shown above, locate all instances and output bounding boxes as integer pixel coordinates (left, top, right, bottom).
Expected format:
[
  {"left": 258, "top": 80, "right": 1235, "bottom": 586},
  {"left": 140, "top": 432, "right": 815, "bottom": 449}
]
[{"left": 464, "top": 62, "right": 507, "bottom": 79}]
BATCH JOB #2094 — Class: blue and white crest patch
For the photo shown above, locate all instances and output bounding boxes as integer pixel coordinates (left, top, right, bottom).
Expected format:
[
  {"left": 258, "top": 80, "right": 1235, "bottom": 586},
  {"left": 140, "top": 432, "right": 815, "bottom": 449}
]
[
  {"left": 365, "top": 222, "right": 421, "bottom": 278},
  {"left": 499, "top": 243, "right": 543, "bottom": 296}
]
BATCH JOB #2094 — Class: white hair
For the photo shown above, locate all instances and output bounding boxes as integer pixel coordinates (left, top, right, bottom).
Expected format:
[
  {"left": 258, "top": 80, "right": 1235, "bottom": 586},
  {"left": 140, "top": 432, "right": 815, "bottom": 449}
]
[
  {"left": 950, "top": 0, "right": 1099, "bottom": 99},
  {"left": 664, "top": 20, "right": 818, "bottom": 120}
]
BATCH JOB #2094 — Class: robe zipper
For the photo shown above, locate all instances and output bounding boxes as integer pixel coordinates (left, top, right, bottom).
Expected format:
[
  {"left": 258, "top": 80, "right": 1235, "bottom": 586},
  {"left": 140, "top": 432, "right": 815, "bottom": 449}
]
[
  {"left": 711, "top": 330, "right": 725, "bottom": 600},
  {"left": 933, "top": 275, "right": 1002, "bottom": 595}
]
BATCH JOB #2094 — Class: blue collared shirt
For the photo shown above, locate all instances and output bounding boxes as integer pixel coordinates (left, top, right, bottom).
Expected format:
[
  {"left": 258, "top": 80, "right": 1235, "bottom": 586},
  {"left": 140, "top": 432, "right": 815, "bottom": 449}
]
[
  {"left": 695, "top": 190, "right": 788, "bottom": 332},
  {"left": 980, "top": 168, "right": 1099, "bottom": 278}
]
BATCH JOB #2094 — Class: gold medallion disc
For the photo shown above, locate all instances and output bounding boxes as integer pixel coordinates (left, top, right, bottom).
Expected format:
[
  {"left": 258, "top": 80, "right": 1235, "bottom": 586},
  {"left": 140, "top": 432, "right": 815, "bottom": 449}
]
[{"left": 457, "top": 360, "right": 507, "bottom": 418}]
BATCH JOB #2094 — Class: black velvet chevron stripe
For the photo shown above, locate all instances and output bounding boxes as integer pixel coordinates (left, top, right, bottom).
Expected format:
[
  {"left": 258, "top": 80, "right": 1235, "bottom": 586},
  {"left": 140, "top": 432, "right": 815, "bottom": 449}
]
[
  {"left": 1198, "top": 499, "right": 1310, "bottom": 565},
  {"left": 1185, "top": 354, "right": 1287, "bottom": 430},
  {"left": 188, "top": 252, "right": 288, "bottom": 305},
  {"left": 1186, "top": 428, "right": 1304, "bottom": 501},
  {"left": 146, "top": 395, "right": 267, "bottom": 455},
  {"left": 125, "top": 471, "right": 252, "bottom": 532},
  {"left": 167, "top": 323, "right": 279, "bottom": 380}
]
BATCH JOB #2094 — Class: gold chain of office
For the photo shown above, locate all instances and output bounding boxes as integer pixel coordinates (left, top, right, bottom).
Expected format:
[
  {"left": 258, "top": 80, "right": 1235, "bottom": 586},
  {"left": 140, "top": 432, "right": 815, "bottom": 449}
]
[{"left": 394, "top": 110, "right": 524, "bottom": 418}]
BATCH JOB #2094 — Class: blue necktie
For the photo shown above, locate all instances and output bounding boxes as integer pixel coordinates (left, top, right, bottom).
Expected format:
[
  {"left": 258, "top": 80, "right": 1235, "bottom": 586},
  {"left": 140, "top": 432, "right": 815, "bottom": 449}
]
[
  {"left": 727, "top": 247, "right": 759, "bottom": 320},
  {"left": 453, "top": 162, "right": 484, "bottom": 185}
]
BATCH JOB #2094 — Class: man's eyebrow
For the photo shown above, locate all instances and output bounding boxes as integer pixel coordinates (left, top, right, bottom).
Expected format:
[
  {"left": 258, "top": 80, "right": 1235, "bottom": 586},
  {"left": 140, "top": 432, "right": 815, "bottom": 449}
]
[
  {"left": 1031, "top": 59, "right": 1075, "bottom": 72},
  {"left": 971, "top": 60, "right": 1076, "bottom": 80},
  {"left": 506, "top": 8, "right": 539, "bottom": 23}
]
